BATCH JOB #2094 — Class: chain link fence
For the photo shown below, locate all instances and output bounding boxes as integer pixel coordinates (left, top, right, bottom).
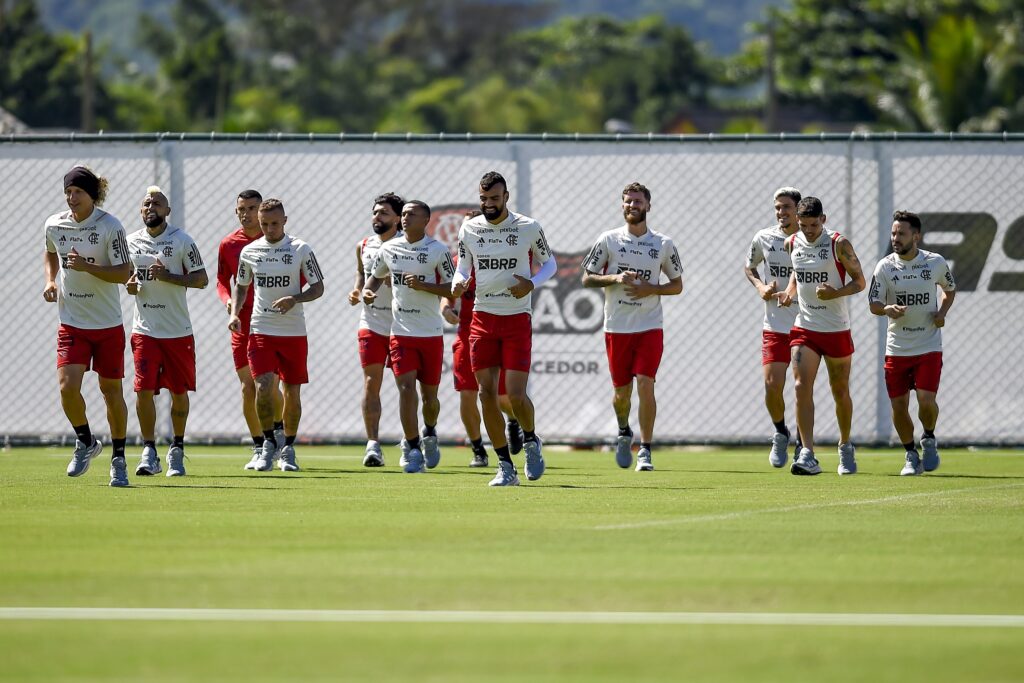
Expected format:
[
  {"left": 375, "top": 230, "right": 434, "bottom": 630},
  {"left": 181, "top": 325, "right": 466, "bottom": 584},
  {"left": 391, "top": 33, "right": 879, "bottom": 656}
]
[{"left": 3, "top": 133, "right": 1022, "bottom": 446}]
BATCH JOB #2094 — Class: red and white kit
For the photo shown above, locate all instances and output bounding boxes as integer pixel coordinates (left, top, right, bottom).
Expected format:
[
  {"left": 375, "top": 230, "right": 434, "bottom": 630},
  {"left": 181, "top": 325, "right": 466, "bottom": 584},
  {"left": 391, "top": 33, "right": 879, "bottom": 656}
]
[
  {"left": 127, "top": 224, "right": 205, "bottom": 393},
  {"left": 787, "top": 228, "right": 854, "bottom": 358},
  {"left": 372, "top": 234, "right": 454, "bottom": 384},
  {"left": 45, "top": 207, "right": 130, "bottom": 377},
  {"left": 746, "top": 225, "right": 797, "bottom": 364},
  {"left": 357, "top": 232, "right": 401, "bottom": 367},
  {"left": 869, "top": 249, "right": 956, "bottom": 397},
  {"left": 236, "top": 234, "right": 323, "bottom": 384},
  {"left": 454, "top": 211, "right": 555, "bottom": 373},
  {"left": 583, "top": 226, "right": 683, "bottom": 387}
]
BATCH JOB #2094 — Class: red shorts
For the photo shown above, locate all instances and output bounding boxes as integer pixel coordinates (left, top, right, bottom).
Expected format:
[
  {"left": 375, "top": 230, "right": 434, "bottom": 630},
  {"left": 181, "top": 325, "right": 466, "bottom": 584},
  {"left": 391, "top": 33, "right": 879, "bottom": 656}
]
[
  {"left": 390, "top": 335, "right": 444, "bottom": 385},
  {"left": 56, "top": 324, "right": 125, "bottom": 379},
  {"left": 762, "top": 330, "right": 791, "bottom": 365},
  {"left": 248, "top": 334, "right": 308, "bottom": 385},
  {"left": 604, "top": 329, "right": 664, "bottom": 388},
  {"left": 790, "top": 327, "right": 855, "bottom": 358},
  {"left": 453, "top": 334, "right": 506, "bottom": 393},
  {"left": 884, "top": 352, "right": 943, "bottom": 398},
  {"left": 358, "top": 329, "right": 391, "bottom": 368},
  {"left": 131, "top": 334, "right": 196, "bottom": 394},
  {"left": 469, "top": 311, "right": 532, "bottom": 373},
  {"left": 230, "top": 330, "right": 250, "bottom": 371}
]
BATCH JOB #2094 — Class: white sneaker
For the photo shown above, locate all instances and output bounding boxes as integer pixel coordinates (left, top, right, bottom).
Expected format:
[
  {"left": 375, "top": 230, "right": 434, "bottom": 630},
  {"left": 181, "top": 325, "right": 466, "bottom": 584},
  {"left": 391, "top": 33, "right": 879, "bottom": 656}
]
[
  {"left": 278, "top": 444, "right": 299, "bottom": 472},
  {"left": 399, "top": 439, "right": 411, "bottom": 469},
  {"left": 403, "top": 448, "right": 425, "bottom": 473},
  {"left": 837, "top": 442, "right": 857, "bottom": 476},
  {"left": 363, "top": 441, "right": 385, "bottom": 467},
  {"left": 615, "top": 433, "right": 633, "bottom": 469},
  {"left": 67, "top": 437, "right": 103, "bottom": 477},
  {"left": 900, "top": 450, "right": 923, "bottom": 476},
  {"left": 421, "top": 430, "right": 441, "bottom": 469},
  {"left": 135, "top": 444, "right": 162, "bottom": 476},
  {"left": 635, "top": 447, "right": 654, "bottom": 472},
  {"left": 488, "top": 461, "right": 520, "bottom": 487},
  {"left": 166, "top": 446, "right": 186, "bottom": 477},
  {"left": 790, "top": 447, "right": 822, "bottom": 475},
  {"left": 254, "top": 439, "right": 276, "bottom": 471},
  {"left": 274, "top": 427, "right": 286, "bottom": 463},
  {"left": 769, "top": 432, "right": 789, "bottom": 468},
  {"left": 243, "top": 445, "right": 261, "bottom": 470}
]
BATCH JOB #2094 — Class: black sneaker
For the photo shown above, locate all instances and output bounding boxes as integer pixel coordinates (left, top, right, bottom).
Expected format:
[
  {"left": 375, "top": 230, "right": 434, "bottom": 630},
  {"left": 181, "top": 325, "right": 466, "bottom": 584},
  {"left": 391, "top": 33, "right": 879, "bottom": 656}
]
[{"left": 507, "top": 421, "right": 524, "bottom": 456}]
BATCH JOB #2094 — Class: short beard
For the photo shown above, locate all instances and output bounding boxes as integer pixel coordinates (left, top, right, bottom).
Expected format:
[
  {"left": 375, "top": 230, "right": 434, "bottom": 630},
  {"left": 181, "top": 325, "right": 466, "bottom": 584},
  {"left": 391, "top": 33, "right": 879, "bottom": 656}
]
[
  {"left": 893, "top": 243, "right": 912, "bottom": 255},
  {"left": 481, "top": 205, "right": 502, "bottom": 220},
  {"left": 624, "top": 209, "right": 646, "bottom": 224},
  {"left": 144, "top": 214, "right": 164, "bottom": 228},
  {"left": 372, "top": 222, "right": 395, "bottom": 235}
]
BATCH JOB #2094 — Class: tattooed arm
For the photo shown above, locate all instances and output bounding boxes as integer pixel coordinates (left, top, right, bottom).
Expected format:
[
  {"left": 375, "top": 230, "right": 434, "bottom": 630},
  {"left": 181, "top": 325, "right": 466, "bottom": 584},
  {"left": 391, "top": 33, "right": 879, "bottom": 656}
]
[{"left": 817, "top": 237, "right": 866, "bottom": 300}]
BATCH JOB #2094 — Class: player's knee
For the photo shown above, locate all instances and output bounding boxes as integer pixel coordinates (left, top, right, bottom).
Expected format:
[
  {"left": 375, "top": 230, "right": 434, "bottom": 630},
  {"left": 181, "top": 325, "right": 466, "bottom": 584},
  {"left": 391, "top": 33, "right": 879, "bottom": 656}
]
[{"left": 98, "top": 379, "right": 122, "bottom": 400}]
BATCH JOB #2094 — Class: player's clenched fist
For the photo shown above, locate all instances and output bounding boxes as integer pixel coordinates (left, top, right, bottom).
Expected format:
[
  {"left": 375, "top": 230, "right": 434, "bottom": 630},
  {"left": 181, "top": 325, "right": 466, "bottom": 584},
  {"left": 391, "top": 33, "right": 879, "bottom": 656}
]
[
  {"left": 508, "top": 274, "right": 534, "bottom": 299},
  {"left": 42, "top": 281, "right": 57, "bottom": 302},
  {"left": 347, "top": 288, "right": 362, "bottom": 306},
  {"left": 361, "top": 288, "right": 377, "bottom": 305},
  {"left": 227, "top": 315, "right": 242, "bottom": 333}
]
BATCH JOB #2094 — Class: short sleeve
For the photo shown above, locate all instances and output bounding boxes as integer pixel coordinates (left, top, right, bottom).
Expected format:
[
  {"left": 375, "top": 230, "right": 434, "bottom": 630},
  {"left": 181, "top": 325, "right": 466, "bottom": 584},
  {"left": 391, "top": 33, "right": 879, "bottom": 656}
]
[
  {"left": 745, "top": 234, "right": 763, "bottom": 269},
  {"left": 529, "top": 222, "right": 553, "bottom": 266},
  {"left": 436, "top": 246, "right": 455, "bottom": 284},
  {"left": 107, "top": 225, "right": 130, "bottom": 266},
  {"left": 371, "top": 248, "right": 389, "bottom": 279},
  {"left": 300, "top": 244, "right": 324, "bottom": 285},
  {"left": 868, "top": 261, "right": 889, "bottom": 305},
  {"left": 662, "top": 238, "right": 684, "bottom": 279},
  {"left": 582, "top": 236, "right": 608, "bottom": 275},
  {"left": 236, "top": 251, "right": 254, "bottom": 286},
  {"left": 936, "top": 257, "right": 956, "bottom": 292}
]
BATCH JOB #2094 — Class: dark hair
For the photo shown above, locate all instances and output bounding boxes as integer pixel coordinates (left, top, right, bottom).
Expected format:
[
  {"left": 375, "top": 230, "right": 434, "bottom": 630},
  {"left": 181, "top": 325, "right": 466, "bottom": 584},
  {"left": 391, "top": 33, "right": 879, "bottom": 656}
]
[
  {"left": 774, "top": 187, "right": 802, "bottom": 205},
  {"left": 259, "top": 198, "right": 284, "bottom": 213},
  {"left": 622, "top": 182, "right": 651, "bottom": 202},
  {"left": 480, "top": 171, "right": 507, "bottom": 192},
  {"left": 238, "top": 189, "right": 263, "bottom": 202},
  {"left": 892, "top": 210, "right": 922, "bottom": 232},
  {"left": 373, "top": 192, "right": 405, "bottom": 216},
  {"left": 405, "top": 199, "right": 431, "bottom": 218},
  {"left": 796, "top": 197, "right": 824, "bottom": 217}
]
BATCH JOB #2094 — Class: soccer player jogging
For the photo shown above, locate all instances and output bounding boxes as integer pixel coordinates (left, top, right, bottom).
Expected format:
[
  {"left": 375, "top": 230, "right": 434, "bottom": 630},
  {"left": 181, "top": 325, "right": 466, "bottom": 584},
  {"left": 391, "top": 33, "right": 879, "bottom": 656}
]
[
  {"left": 868, "top": 211, "right": 956, "bottom": 475},
  {"left": 363, "top": 200, "right": 455, "bottom": 473},
  {"left": 581, "top": 182, "right": 683, "bottom": 471},
  {"left": 441, "top": 210, "right": 524, "bottom": 468},
  {"left": 43, "top": 166, "right": 133, "bottom": 487},
  {"left": 125, "top": 187, "right": 208, "bottom": 477},
  {"left": 347, "top": 192, "right": 404, "bottom": 467},
  {"left": 451, "top": 171, "right": 557, "bottom": 486},
  {"left": 217, "top": 189, "right": 286, "bottom": 468},
  {"left": 744, "top": 187, "right": 803, "bottom": 468},
  {"left": 228, "top": 199, "right": 324, "bottom": 472},
  {"left": 777, "top": 197, "right": 866, "bottom": 476}
]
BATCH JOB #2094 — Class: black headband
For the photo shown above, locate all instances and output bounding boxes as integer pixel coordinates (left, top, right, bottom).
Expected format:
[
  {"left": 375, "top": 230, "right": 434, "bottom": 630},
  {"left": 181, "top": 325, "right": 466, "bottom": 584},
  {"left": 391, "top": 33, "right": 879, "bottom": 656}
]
[{"left": 63, "top": 167, "right": 100, "bottom": 201}]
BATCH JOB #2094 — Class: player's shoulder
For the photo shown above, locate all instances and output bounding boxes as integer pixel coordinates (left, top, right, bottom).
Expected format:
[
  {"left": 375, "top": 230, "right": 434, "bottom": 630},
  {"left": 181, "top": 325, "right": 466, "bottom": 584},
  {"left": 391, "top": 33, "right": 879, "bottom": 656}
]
[
  {"left": 290, "top": 236, "right": 314, "bottom": 252},
  {"left": 219, "top": 228, "right": 244, "bottom": 246},
  {"left": 919, "top": 248, "right": 946, "bottom": 264},
  {"left": 647, "top": 227, "right": 676, "bottom": 245},
  {"left": 240, "top": 237, "right": 266, "bottom": 254},
  {"left": 94, "top": 209, "right": 123, "bottom": 231},
  {"left": 753, "top": 225, "right": 781, "bottom": 240},
  {"left": 44, "top": 209, "right": 73, "bottom": 227},
  {"left": 875, "top": 252, "right": 898, "bottom": 270},
  {"left": 510, "top": 211, "right": 542, "bottom": 231},
  {"left": 126, "top": 227, "right": 148, "bottom": 243}
]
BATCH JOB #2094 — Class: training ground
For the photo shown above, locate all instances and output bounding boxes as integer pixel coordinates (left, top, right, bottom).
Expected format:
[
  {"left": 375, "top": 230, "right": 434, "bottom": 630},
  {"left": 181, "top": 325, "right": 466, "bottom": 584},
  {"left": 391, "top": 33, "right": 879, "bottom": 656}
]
[{"left": 1, "top": 445, "right": 1022, "bottom": 681}]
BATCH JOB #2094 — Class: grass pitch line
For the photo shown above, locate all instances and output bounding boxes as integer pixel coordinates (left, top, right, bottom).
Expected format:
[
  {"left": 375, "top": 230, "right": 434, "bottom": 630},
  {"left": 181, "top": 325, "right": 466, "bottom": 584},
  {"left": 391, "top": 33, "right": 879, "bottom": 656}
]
[
  {"left": 0, "top": 607, "right": 1022, "bottom": 628},
  {"left": 592, "top": 482, "right": 1024, "bottom": 531}
]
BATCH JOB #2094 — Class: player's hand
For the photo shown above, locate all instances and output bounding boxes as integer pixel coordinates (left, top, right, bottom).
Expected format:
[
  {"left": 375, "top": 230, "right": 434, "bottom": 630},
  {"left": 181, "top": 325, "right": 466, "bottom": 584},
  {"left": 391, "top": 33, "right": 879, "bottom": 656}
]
[
  {"left": 816, "top": 283, "right": 838, "bottom": 300},
  {"left": 617, "top": 270, "right": 638, "bottom": 285},
  {"left": 348, "top": 288, "right": 362, "bottom": 306},
  {"left": 508, "top": 274, "right": 534, "bottom": 298},
  {"left": 66, "top": 248, "right": 88, "bottom": 272},
  {"left": 441, "top": 304, "right": 459, "bottom": 325},
  {"left": 624, "top": 280, "right": 654, "bottom": 299},
  {"left": 932, "top": 310, "right": 945, "bottom": 327},
  {"left": 451, "top": 280, "right": 468, "bottom": 298},
  {"left": 886, "top": 304, "right": 907, "bottom": 319},
  {"left": 404, "top": 274, "right": 425, "bottom": 291},
  {"left": 758, "top": 281, "right": 778, "bottom": 301},
  {"left": 773, "top": 291, "right": 793, "bottom": 307},
  {"left": 42, "top": 281, "right": 57, "bottom": 303},
  {"left": 227, "top": 315, "right": 241, "bottom": 333},
  {"left": 126, "top": 272, "right": 140, "bottom": 296},
  {"left": 148, "top": 258, "right": 169, "bottom": 281},
  {"left": 362, "top": 288, "right": 377, "bottom": 305},
  {"left": 225, "top": 300, "right": 232, "bottom": 315},
  {"left": 271, "top": 296, "right": 296, "bottom": 313}
]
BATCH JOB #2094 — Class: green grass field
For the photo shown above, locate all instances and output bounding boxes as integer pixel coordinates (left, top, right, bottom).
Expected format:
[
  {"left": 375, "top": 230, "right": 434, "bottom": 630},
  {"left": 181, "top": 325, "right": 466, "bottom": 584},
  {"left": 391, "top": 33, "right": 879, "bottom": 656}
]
[{"left": 2, "top": 445, "right": 1023, "bottom": 682}]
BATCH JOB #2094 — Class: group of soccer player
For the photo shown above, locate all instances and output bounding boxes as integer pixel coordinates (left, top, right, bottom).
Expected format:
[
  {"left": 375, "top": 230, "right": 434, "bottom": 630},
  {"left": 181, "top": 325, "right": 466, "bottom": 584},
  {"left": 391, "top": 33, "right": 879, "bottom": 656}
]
[
  {"left": 746, "top": 188, "right": 956, "bottom": 476},
  {"left": 43, "top": 165, "right": 953, "bottom": 489}
]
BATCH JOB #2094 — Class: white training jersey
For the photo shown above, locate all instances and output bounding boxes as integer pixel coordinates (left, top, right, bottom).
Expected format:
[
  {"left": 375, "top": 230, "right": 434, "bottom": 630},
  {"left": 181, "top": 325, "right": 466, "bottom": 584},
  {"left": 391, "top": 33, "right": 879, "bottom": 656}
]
[
  {"left": 358, "top": 232, "right": 401, "bottom": 336},
  {"left": 455, "top": 211, "right": 554, "bottom": 316},
  {"left": 237, "top": 234, "right": 323, "bottom": 337},
  {"left": 127, "top": 225, "right": 205, "bottom": 338},
  {"left": 583, "top": 226, "right": 684, "bottom": 333},
  {"left": 44, "top": 207, "right": 129, "bottom": 329},
  {"left": 746, "top": 225, "right": 798, "bottom": 334},
  {"left": 869, "top": 249, "right": 955, "bottom": 357},
  {"left": 787, "top": 228, "right": 851, "bottom": 333},
  {"left": 372, "top": 235, "right": 454, "bottom": 337}
]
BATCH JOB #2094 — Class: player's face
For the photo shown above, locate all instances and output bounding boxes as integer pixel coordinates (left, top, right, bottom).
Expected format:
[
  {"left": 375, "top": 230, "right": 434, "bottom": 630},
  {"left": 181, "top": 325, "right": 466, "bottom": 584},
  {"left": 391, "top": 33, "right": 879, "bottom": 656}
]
[
  {"left": 401, "top": 203, "right": 429, "bottom": 237},
  {"left": 65, "top": 186, "right": 94, "bottom": 216},
  {"left": 258, "top": 207, "right": 287, "bottom": 242},
  {"left": 479, "top": 184, "right": 508, "bottom": 221},
  {"left": 236, "top": 197, "right": 261, "bottom": 230},
  {"left": 890, "top": 221, "right": 920, "bottom": 256},
  {"left": 797, "top": 214, "right": 825, "bottom": 239},
  {"left": 141, "top": 193, "right": 170, "bottom": 229},
  {"left": 775, "top": 196, "right": 797, "bottom": 228},
  {"left": 622, "top": 191, "right": 649, "bottom": 224},
  {"left": 371, "top": 202, "right": 400, "bottom": 235}
]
